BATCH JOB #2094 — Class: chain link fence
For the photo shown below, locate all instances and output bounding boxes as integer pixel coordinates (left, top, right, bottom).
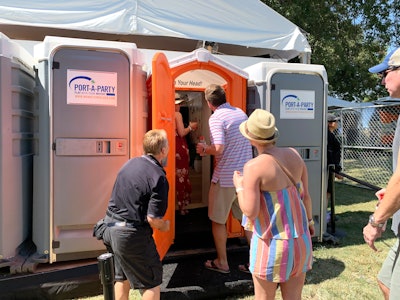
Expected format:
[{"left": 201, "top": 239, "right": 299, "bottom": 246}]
[{"left": 330, "top": 103, "right": 400, "bottom": 189}]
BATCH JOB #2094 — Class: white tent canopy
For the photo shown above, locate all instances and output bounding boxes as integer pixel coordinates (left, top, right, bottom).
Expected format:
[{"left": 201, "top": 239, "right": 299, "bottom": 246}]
[{"left": 0, "top": 0, "right": 311, "bottom": 60}]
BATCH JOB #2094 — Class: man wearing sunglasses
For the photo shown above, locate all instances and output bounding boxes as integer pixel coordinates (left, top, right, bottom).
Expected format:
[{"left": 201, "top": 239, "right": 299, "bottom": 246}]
[{"left": 363, "top": 47, "right": 400, "bottom": 300}]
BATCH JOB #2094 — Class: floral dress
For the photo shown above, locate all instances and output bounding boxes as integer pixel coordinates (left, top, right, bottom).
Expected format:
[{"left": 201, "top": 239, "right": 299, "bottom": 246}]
[{"left": 175, "top": 132, "right": 192, "bottom": 214}]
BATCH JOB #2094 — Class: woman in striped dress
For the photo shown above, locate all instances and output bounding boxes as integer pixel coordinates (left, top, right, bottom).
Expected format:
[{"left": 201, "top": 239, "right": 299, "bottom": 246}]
[{"left": 233, "top": 109, "right": 314, "bottom": 300}]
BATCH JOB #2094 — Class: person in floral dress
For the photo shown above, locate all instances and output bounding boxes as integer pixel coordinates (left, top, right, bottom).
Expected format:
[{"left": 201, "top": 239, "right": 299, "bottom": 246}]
[{"left": 175, "top": 93, "right": 198, "bottom": 215}]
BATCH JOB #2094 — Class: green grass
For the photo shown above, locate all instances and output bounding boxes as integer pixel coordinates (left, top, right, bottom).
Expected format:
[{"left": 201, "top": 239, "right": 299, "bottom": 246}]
[{"left": 82, "top": 182, "right": 395, "bottom": 299}]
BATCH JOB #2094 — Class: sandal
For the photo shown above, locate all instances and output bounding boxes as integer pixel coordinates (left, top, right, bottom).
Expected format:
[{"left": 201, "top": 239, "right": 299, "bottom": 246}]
[
  {"left": 238, "top": 263, "right": 250, "bottom": 274},
  {"left": 204, "top": 260, "right": 230, "bottom": 274}
]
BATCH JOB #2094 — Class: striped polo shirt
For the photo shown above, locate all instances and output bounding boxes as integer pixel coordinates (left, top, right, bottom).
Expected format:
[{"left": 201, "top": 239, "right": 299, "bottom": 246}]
[{"left": 209, "top": 103, "right": 252, "bottom": 187}]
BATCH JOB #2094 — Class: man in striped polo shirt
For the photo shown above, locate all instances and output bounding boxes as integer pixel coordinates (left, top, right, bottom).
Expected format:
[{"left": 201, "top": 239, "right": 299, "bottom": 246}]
[{"left": 196, "top": 84, "right": 253, "bottom": 274}]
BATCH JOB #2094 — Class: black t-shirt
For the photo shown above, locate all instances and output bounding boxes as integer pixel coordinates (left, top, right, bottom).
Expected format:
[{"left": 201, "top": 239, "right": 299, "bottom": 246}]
[
  {"left": 327, "top": 129, "right": 341, "bottom": 172},
  {"left": 107, "top": 155, "right": 169, "bottom": 223}
]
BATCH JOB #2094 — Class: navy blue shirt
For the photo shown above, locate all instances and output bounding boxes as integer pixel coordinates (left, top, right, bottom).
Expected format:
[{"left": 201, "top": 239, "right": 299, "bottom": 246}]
[{"left": 107, "top": 155, "right": 169, "bottom": 224}]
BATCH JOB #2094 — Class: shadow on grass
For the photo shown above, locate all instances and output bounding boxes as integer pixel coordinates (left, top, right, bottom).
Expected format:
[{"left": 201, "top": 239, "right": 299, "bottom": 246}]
[
  {"left": 324, "top": 182, "right": 396, "bottom": 249},
  {"left": 306, "top": 257, "right": 345, "bottom": 285},
  {"left": 318, "top": 210, "right": 395, "bottom": 248},
  {"left": 334, "top": 182, "right": 377, "bottom": 207}
]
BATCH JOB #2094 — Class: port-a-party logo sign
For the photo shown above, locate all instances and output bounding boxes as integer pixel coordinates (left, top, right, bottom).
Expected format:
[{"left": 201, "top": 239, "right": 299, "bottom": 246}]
[{"left": 67, "top": 69, "right": 117, "bottom": 106}]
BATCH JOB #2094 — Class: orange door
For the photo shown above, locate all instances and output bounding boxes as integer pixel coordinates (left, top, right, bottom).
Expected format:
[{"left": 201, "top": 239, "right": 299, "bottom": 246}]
[
  {"left": 169, "top": 56, "right": 247, "bottom": 239},
  {"left": 151, "top": 52, "right": 176, "bottom": 259}
]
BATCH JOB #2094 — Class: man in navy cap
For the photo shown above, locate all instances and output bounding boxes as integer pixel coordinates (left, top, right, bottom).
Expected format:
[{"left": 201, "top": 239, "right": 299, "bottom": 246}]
[{"left": 363, "top": 47, "right": 400, "bottom": 299}]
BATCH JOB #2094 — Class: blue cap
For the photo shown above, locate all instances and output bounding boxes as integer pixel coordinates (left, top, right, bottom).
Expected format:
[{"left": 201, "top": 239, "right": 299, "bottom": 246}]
[{"left": 369, "top": 48, "right": 400, "bottom": 73}]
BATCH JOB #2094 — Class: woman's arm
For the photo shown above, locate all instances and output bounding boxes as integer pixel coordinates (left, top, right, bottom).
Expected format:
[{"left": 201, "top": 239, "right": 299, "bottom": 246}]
[
  {"left": 175, "top": 112, "right": 197, "bottom": 137},
  {"left": 299, "top": 159, "right": 314, "bottom": 235},
  {"left": 235, "top": 159, "right": 261, "bottom": 220},
  {"left": 175, "top": 112, "right": 191, "bottom": 137}
]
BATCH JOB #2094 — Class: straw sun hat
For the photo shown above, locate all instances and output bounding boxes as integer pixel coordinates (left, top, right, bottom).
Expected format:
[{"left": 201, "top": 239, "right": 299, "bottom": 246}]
[
  {"left": 239, "top": 109, "right": 279, "bottom": 144},
  {"left": 175, "top": 93, "right": 186, "bottom": 105}
]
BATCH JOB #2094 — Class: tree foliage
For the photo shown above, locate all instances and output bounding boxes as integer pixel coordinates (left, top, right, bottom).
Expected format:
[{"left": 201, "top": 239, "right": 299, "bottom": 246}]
[{"left": 263, "top": 0, "right": 400, "bottom": 102}]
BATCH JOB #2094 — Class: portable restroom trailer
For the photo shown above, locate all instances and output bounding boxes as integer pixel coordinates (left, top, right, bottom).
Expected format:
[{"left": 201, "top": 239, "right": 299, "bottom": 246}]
[
  {"left": 0, "top": 33, "right": 36, "bottom": 266},
  {"left": 32, "top": 36, "right": 147, "bottom": 264},
  {"left": 245, "top": 62, "right": 328, "bottom": 241}
]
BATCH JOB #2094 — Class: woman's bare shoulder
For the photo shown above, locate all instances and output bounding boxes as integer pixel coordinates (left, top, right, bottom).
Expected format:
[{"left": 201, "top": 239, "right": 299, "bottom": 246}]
[
  {"left": 175, "top": 111, "right": 183, "bottom": 121},
  {"left": 245, "top": 154, "right": 276, "bottom": 171},
  {"left": 249, "top": 153, "right": 275, "bottom": 163},
  {"left": 281, "top": 147, "right": 302, "bottom": 159}
]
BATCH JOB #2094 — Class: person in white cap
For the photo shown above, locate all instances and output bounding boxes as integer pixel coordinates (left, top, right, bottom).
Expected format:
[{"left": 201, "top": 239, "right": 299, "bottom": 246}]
[
  {"left": 363, "top": 47, "right": 400, "bottom": 299},
  {"left": 233, "top": 109, "right": 314, "bottom": 300}
]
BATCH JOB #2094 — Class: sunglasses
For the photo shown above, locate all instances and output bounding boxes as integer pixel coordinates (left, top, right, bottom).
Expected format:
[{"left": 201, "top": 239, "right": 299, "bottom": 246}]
[{"left": 379, "top": 66, "right": 400, "bottom": 79}]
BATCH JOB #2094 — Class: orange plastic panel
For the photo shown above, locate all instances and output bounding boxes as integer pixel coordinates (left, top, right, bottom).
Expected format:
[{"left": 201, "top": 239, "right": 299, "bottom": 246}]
[{"left": 151, "top": 52, "right": 176, "bottom": 259}]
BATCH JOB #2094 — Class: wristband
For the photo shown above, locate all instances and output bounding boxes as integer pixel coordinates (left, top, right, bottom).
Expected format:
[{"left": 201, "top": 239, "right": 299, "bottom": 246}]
[
  {"left": 308, "top": 218, "right": 314, "bottom": 226},
  {"left": 188, "top": 125, "right": 192, "bottom": 131},
  {"left": 236, "top": 187, "right": 244, "bottom": 193}
]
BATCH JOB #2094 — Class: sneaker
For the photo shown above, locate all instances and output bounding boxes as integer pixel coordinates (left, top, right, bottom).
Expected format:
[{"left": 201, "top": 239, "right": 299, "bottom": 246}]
[
  {"left": 326, "top": 211, "right": 339, "bottom": 223},
  {"left": 323, "top": 232, "right": 339, "bottom": 245}
]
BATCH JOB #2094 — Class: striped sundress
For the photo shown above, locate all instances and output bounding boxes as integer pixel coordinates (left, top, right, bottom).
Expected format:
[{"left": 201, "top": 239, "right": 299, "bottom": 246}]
[{"left": 247, "top": 183, "right": 313, "bottom": 282}]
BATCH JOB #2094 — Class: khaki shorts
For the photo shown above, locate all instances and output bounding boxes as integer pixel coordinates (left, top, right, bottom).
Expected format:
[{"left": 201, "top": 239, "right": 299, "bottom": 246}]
[{"left": 208, "top": 182, "right": 243, "bottom": 224}]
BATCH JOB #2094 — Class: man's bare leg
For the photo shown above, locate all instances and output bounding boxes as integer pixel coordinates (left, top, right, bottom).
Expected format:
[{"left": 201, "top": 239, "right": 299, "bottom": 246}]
[
  {"left": 378, "top": 279, "right": 390, "bottom": 300},
  {"left": 141, "top": 285, "right": 161, "bottom": 300},
  {"left": 211, "top": 221, "right": 229, "bottom": 271},
  {"left": 114, "top": 280, "right": 130, "bottom": 300}
]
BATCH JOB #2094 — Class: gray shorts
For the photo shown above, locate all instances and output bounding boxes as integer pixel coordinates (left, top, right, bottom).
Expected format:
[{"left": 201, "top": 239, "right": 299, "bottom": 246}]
[
  {"left": 378, "top": 238, "right": 400, "bottom": 299},
  {"left": 102, "top": 215, "right": 162, "bottom": 290}
]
